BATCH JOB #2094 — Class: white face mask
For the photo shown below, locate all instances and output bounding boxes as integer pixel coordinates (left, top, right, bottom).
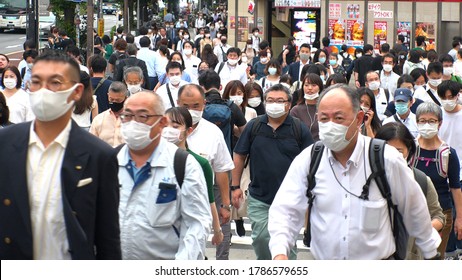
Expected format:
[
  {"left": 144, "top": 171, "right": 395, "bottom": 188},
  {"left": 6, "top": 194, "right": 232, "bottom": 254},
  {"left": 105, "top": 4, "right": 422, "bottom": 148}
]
[
  {"left": 229, "top": 95, "right": 243, "bottom": 106},
  {"left": 356, "top": 53, "right": 362, "bottom": 58},
  {"left": 247, "top": 44, "right": 252, "bottom": 49},
  {"left": 241, "top": 57, "right": 248, "bottom": 63},
  {"left": 304, "top": 92, "right": 319, "bottom": 100},
  {"left": 441, "top": 99, "right": 457, "bottom": 112},
  {"left": 121, "top": 118, "right": 161, "bottom": 151},
  {"left": 265, "top": 103, "right": 286, "bottom": 118},
  {"left": 248, "top": 97, "right": 261, "bottom": 107},
  {"left": 228, "top": 59, "right": 239, "bottom": 66},
  {"left": 169, "top": 75, "right": 182, "bottom": 86},
  {"left": 188, "top": 109, "right": 203, "bottom": 125},
  {"left": 27, "top": 63, "right": 34, "bottom": 69},
  {"left": 443, "top": 67, "right": 454, "bottom": 76},
  {"left": 3, "top": 78, "right": 16, "bottom": 89},
  {"left": 318, "top": 118, "right": 357, "bottom": 152},
  {"left": 382, "top": 64, "right": 393, "bottom": 72},
  {"left": 183, "top": 48, "right": 192, "bottom": 56},
  {"left": 417, "top": 123, "right": 438, "bottom": 139},
  {"left": 414, "top": 85, "right": 423, "bottom": 91},
  {"left": 253, "top": 32, "right": 259, "bottom": 37},
  {"left": 260, "top": 57, "right": 268, "bottom": 63},
  {"left": 127, "top": 84, "right": 142, "bottom": 94},
  {"left": 161, "top": 126, "right": 184, "bottom": 144},
  {"left": 428, "top": 78, "right": 442, "bottom": 87},
  {"left": 267, "top": 53, "right": 272, "bottom": 59},
  {"left": 368, "top": 81, "right": 380, "bottom": 91},
  {"left": 268, "top": 67, "right": 277, "bottom": 75},
  {"left": 29, "top": 84, "right": 77, "bottom": 122}
]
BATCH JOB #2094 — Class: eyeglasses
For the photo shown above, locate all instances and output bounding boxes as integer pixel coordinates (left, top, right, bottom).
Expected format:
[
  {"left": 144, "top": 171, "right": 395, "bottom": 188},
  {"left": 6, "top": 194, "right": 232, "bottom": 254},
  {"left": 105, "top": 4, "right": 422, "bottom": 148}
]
[
  {"left": 27, "top": 79, "right": 77, "bottom": 92},
  {"left": 417, "top": 119, "right": 439, "bottom": 125},
  {"left": 120, "top": 113, "right": 162, "bottom": 123},
  {"left": 265, "top": 99, "right": 288, "bottom": 104}
]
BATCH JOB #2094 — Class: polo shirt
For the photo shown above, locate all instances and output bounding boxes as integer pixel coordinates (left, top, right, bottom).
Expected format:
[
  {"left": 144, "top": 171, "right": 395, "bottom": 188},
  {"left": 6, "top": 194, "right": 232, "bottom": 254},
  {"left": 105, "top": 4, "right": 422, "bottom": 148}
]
[{"left": 234, "top": 114, "right": 314, "bottom": 205}]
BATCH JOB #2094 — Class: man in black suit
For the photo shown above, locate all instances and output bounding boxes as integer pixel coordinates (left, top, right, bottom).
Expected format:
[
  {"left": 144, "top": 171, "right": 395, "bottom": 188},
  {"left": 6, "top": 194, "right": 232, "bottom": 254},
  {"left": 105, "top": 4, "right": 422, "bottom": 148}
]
[
  {"left": 0, "top": 50, "right": 121, "bottom": 260},
  {"left": 287, "top": 43, "right": 312, "bottom": 83}
]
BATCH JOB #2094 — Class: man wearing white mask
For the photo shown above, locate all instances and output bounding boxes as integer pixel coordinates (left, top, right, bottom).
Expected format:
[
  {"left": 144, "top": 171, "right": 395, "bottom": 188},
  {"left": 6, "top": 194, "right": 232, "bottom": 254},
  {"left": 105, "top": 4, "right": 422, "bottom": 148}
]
[
  {"left": 414, "top": 62, "right": 443, "bottom": 105},
  {"left": 268, "top": 84, "right": 441, "bottom": 260},
  {"left": 157, "top": 62, "right": 188, "bottom": 110},
  {"left": 182, "top": 41, "right": 201, "bottom": 82},
  {"left": 251, "top": 28, "right": 261, "bottom": 52},
  {"left": 440, "top": 54, "right": 462, "bottom": 84},
  {"left": 0, "top": 50, "right": 121, "bottom": 259},
  {"left": 231, "top": 84, "right": 314, "bottom": 259},
  {"left": 379, "top": 54, "right": 400, "bottom": 96},
  {"left": 177, "top": 84, "right": 235, "bottom": 260},
  {"left": 365, "top": 70, "right": 393, "bottom": 121},
  {"left": 123, "top": 66, "right": 145, "bottom": 95},
  {"left": 117, "top": 91, "right": 211, "bottom": 259},
  {"left": 215, "top": 47, "right": 248, "bottom": 90}
]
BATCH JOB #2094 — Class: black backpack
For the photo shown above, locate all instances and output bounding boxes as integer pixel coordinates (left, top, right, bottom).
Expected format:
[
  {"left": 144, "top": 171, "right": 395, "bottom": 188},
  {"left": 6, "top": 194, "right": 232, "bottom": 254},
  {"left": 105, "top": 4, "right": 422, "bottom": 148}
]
[
  {"left": 304, "top": 139, "right": 409, "bottom": 260},
  {"left": 342, "top": 53, "right": 352, "bottom": 70}
]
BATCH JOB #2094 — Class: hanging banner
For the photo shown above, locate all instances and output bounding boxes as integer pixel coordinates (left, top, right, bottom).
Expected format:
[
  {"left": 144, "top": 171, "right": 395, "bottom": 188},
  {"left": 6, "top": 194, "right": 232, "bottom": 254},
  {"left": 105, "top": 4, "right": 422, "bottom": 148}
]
[
  {"left": 396, "top": 21, "right": 411, "bottom": 50},
  {"left": 373, "top": 21, "right": 387, "bottom": 51}
]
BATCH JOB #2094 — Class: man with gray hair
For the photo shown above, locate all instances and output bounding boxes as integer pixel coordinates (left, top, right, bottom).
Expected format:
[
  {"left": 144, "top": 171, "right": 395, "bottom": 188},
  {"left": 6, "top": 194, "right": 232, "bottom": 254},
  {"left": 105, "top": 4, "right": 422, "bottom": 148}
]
[
  {"left": 90, "top": 81, "right": 128, "bottom": 147},
  {"left": 113, "top": 44, "right": 149, "bottom": 89},
  {"left": 123, "top": 66, "right": 145, "bottom": 95},
  {"left": 268, "top": 84, "right": 441, "bottom": 260},
  {"left": 117, "top": 91, "right": 211, "bottom": 259},
  {"left": 231, "top": 84, "right": 314, "bottom": 259}
]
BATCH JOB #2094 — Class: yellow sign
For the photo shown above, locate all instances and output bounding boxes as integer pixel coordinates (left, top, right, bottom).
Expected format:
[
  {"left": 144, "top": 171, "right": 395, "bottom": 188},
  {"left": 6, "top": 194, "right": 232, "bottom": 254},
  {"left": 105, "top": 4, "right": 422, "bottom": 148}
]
[{"left": 98, "top": 18, "right": 104, "bottom": 37}]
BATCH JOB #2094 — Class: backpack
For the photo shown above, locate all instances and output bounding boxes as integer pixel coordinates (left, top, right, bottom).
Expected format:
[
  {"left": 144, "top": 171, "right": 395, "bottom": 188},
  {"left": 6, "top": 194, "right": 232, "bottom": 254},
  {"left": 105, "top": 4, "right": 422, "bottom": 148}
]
[
  {"left": 114, "top": 52, "right": 129, "bottom": 67},
  {"left": 304, "top": 139, "right": 409, "bottom": 260},
  {"left": 410, "top": 142, "right": 450, "bottom": 178},
  {"left": 342, "top": 53, "right": 352, "bottom": 70},
  {"left": 202, "top": 98, "right": 234, "bottom": 154}
]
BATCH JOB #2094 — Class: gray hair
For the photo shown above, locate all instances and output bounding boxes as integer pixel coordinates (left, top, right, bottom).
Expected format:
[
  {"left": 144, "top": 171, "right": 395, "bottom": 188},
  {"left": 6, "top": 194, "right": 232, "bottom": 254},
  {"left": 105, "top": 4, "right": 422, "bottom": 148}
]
[
  {"left": 126, "top": 43, "right": 138, "bottom": 56},
  {"left": 263, "top": 84, "right": 292, "bottom": 103},
  {"left": 416, "top": 101, "right": 443, "bottom": 122},
  {"left": 123, "top": 66, "right": 144, "bottom": 82},
  {"left": 317, "top": 83, "right": 360, "bottom": 113},
  {"left": 126, "top": 91, "right": 165, "bottom": 115},
  {"left": 108, "top": 81, "right": 128, "bottom": 96}
]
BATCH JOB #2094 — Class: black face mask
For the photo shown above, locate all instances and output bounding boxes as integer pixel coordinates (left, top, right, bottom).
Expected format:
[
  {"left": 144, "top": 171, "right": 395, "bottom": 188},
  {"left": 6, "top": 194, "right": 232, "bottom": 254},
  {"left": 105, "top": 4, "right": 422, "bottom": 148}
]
[
  {"left": 109, "top": 100, "right": 125, "bottom": 112},
  {"left": 221, "top": 39, "right": 227, "bottom": 44}
]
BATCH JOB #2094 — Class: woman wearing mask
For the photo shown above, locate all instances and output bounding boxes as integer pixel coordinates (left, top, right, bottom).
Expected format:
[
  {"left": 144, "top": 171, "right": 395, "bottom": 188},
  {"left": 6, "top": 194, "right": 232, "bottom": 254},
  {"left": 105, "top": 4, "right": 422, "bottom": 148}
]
[
  {"left": 410, "top": 68, "right": 428, "bottom": 91},
  {"left": 413, "top": 102, "right": 462, "bottom": 259},
  {"left": 199, "top": 30, "right": 213, "bottom": 57},
  {"left": 1, "top": 66, "right": 34, "bottom": 124},
  {"left": 0, "top": 54, "right": 10, "bottom": 81},
  {"left": 244, "top": 82, "right": 265, "bottom": 115},
  {"left": 155, "top": 51, "right": 192, "bottom": 91},
  {"left": 201, "top": 44, "right": 218, "bottom": 70},
  {"left": 290, "top": 73, "right": 323, "bottom": 141},
  {"left": 257, "top": 59, "right": 282, "bottom": 92},
  {"left": 162, "top": 107, "right": 223, "bottom": 246},
  {"left": 313, "top": 49, "right": 329, "bottom": 68},
  {"left": 328, "top": 53, "right": 345, "bottom": 77},
  {"left": 357, "top": 87, "right": 382, "bottom": 137},
  {"left": 72, "top": 71, "right": 98, "bottom": 130},
  {"left": 176, "top": 30, "right": 191, "bottom": 52},
  {"left": 244, "top": 39, "right": 256, "bottom": 64},
  {"left": 0, "top": 92, "right": 12, "bottom": 127},
  {"left": 253, "top": 50, "right": 269, "bottom": 80},
  {"left": 403, "top": 49, "right": 425, "bottom": 75},
  {"left": 375, "top": 122, "right": 445, "bottom": 260}
]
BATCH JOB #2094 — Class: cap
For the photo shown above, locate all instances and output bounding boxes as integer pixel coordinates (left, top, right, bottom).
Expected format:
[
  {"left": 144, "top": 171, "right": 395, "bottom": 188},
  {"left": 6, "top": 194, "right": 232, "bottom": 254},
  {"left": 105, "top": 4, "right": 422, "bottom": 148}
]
[{"left": 394, "top": 88, "right": 413, "bottom": 102}]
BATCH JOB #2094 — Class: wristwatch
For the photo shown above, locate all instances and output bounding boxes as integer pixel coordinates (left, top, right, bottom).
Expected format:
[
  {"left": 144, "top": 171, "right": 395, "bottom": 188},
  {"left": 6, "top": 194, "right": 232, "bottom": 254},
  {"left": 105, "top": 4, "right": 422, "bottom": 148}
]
[
  {"left": 230, "top": 185, "right": 240, "bottom": 191},
  {"left": 221, "top": 204, "right": 232, "bottom": 211}
]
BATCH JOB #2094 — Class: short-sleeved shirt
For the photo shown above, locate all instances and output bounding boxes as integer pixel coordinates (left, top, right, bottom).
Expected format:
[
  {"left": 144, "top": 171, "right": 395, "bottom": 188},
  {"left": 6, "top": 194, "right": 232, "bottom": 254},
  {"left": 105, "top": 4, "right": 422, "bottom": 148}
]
[
  {"left": 187, "top": 149, "right": 214, "bottom": 203},
  {"left": 415, "top": 147, "right": 461, "bottom": 210},
  {"left": 234, "top": 114, "right": 314, "bottom": 205}
]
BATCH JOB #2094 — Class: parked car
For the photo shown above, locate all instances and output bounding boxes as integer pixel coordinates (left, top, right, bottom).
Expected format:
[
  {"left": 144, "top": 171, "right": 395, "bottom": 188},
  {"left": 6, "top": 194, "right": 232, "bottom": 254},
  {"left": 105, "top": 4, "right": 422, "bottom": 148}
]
[{"left": 39, "top": 13, "right": 56, "bottom": 40}]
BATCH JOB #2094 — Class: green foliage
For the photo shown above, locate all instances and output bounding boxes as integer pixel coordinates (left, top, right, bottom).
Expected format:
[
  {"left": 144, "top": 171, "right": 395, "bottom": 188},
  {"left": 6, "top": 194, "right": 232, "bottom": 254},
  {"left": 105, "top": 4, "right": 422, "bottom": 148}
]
[{"left": 50, "top": 0, "right": 76, "bottom": 39}]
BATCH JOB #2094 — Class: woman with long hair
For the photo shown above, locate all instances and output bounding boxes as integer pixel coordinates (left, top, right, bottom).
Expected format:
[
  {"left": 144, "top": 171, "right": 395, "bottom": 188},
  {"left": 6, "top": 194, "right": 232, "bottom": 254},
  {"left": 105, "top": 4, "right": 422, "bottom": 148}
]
[
  {"left": 201, "top": 43, "right": 219, "bottom": 70},
  {"left": 357, "top": 87, "right": 382, "bottom": 137},
  {"left": 1, "top": 66, "right": 34, "bottom": 124},
  {"left": 72, "top": 71, "right": 98, "bottom": 130}
]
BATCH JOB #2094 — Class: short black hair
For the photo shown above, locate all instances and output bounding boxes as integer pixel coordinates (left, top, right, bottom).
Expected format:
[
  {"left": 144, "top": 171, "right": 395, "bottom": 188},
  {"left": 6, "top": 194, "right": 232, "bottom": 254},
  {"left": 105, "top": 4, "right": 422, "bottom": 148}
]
[
  {"left": 299, "top": 43, "right": 311, "bottom": 51},
  {"left": 125, "top": 33, "right": 135, "bottom": 44},
  {"left": 427, "top": 61, "right": 443, "bottom": 75},
  {"left": 252, "top": 27, "right": 259, "bottom": 33},
  {"left": 139, "top": 26, "right": 148, "bottom": 35},
  {"left": 437, "top": 80, "right": 461, "bottom": 99},
  {"left": 416, "top": 36, "right": 426, "bottom": 46},
  {"left": 259, "top": 40, "right": 270, "bottom": 50},
  {"left": 397, "top": 34, "right": 405, "bottom": 43},
  {"left": 102, "top": 35, "right": 111, "bottom": 45},
  {"left": 381, "top": 53, "right": 396, "bottom": 64},
  {"left": 23, "top": 49, "right": 38, "bottom": 60},
  {"left": 165, "top": 61, "right": 183, "bottom": 73},
  {"left": 227, "top": 47, "right": 241, "bottom": 56},
  {"left": 23, "top": 39, "right": 36, "bottom": 50},
  {"left": 33, "top": 50, "right": 81, "bottom": 82},
  {"left": 198, "top": 70, "right": 220, "bottom": 90},
  {"left": 363, "top": 44, "right": 373, "bottom": 53},
  {"left": 116, "top": 26, "right": 124, "bottom": 34},
  {"left": 410, "top": 68, "right": 428, "bottom": 83},
  {"left": 375, "top": 122, "right": 416, "bottom": 162},
  {"left": 90, "top": 55, "right": 107, "bottom": 73},
  {"left": 65, "top": 45, "right": 81, "bottom": 58},
  {"left": 322, "top": 37, "right": 330, "bottom": 47},
  {"left": 397, "top": 74, "right": 415, "bottom": 88},
  {"left": 452, "top": 40, "right": 460, "bottom": 48},
  {"left": 139, "top": 36, "right": 151, "bottom": 48},
  {"left": 438, "top": 54, "right": 454, "bottom": 64},
  {"left": 1, "top": 66, "right": 22, "bottom": 89},
  {"left": 380, "top": 43, "right": 390, "bottom": 53}
]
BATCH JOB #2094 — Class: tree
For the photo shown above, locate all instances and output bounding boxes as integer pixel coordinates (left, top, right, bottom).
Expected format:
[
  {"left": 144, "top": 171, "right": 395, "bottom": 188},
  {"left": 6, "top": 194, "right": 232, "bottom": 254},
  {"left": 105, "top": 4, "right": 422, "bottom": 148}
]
[{"left": 50, "top": 0, "right": 77, "bottom": 39}]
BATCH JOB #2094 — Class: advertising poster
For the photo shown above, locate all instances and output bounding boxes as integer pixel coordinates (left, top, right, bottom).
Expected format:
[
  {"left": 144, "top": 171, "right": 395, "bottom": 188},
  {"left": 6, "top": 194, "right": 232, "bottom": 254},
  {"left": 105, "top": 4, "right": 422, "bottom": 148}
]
[
  {"left": 292, "top": 10, "right": 318, "bottom": 48},
  {"left": 230, "top": 16, "right": 236, "bottom": 29},
  {"left": 346, "top": 4, "right": 360, "bottom": 19},
  {"left": 373, "top": 21, "right": 387, "bottom": 51},
  {"left": 347, "top": 19, "right": 364, "bottom": 47},
  {"left": 328, "top": 19, "right": 345, "bottom": 49},
  {"left": 237, "top": 17, "right": 249, "bottom": 42},
  {"left": 415, "top": 22, "right": 436, "bottom": 50},
  {"left": 396, "top": 21, "right": 411, "bottom": 50}
]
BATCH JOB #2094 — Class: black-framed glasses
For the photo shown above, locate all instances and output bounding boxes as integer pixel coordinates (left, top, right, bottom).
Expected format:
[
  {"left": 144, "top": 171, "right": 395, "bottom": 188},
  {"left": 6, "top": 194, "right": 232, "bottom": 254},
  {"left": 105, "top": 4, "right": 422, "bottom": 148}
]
[
  {"left": 417, "top": 119, "right": 439, "bottom": 125},
  {"left": 265, "top": 99, "right": 289, "bottom": 104},
  {"left": 120, "top": 113, "right": 162, "bottom": 123}
]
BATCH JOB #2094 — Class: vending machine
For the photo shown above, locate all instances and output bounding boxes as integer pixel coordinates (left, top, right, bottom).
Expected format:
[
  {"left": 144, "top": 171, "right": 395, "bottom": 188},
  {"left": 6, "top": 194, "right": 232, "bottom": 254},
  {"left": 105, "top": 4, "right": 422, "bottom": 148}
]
[{"left": 290, "top": 8, "right": 321, "bottom": 50}]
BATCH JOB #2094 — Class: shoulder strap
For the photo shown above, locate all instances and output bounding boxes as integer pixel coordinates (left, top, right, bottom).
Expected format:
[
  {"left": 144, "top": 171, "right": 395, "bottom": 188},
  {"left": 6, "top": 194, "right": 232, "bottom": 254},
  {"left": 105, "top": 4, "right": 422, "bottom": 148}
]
[
  {"left": 174, "top": 148, "right": 189, "bottom": 188},
  {"left": 413, "top": 167, "right": 428, "bottom": 196},
  {"left": 291, "top": 116, "right": 303, "bottom": 148},
  {"left": 262, "top": 77, "right": 266, "bottom": 88},
  {"left": 243, "top": 116, "right": 263, "bottom": 168},
  {"left": 21, "top": 67, "right": 26, "bottom": 79},
  {"left": 217, "top": 62, "right": 225, "bottom": 75},
  {"left": 393, "top": 114, "right": 401, "bottom": 123},
  {"left": 94, "top": 77, "right": 107, "bottom": 93},
  {"left": 166, "top": 84, "right": 175, "bottom": 108},
  {"left": 426, "top": 89, "right": 442, "bottom": 106},
  {"left": 384, "top": 88, "right": 390, "bottom": 103}
]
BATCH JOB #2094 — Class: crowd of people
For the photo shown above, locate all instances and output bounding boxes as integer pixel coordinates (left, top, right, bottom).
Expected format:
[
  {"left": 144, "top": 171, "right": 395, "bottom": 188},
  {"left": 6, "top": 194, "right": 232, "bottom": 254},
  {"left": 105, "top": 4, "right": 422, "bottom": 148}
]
[{"left": 0, "top": 9, "right": 462, "bottom": 260}]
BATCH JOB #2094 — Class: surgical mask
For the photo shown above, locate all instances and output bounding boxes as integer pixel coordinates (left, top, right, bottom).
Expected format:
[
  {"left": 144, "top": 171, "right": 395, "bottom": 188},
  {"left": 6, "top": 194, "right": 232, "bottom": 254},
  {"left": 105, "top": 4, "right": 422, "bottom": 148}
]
[
  {"left": 395, "top": 103, "right": 409, "bottom": 115},
  {"left": 443, "top": 67, "right": 453, "bottom": 76},
  {"left": 188, "top": 109, "right": 203, "bottom": 125},
  {"left": 417, "top": 123, "right": 438, "bottom": 139},
  {"left": 161, "top": 126, "right": 184, "bottom": 144},
  {"left": 127, "top": 84, "right": 142, "bottom": 94},
  {"left": 228, "top": 59, "right": 239, "bottom": 66},
  {"left": 267, "top": 53, "right": 272, "bottom": 59},
  {"left": 253, "top": 32, "right": 259, "bottom": 37},
  {"left": 414, "top": 85, "right": 423, "bottom": 91},
  {"left": 383, "top": 64, "right": 393, "bottom": 72},
  {"left": 248, "top": 97, "right": 261, "bottom": 107},
  {"left": 183, "top": 35, "right": 189, "bottom": 40},
  {"left": 304, "top": 92, "right": 319, "bottom": 100},
  {"left": 260, "top": 57, "right": 268, "bottom": 63},
  {"left": 329, "top": 59, "right": 337, "bottom": 66},
  {"left": 169, "top": 75, "right": 182, "bottom": 86},
  {"left": 27, "top": 63, "right": 34, "bottom": 69},
  {"left": 3, "top": 78, "right": 16, "bottom": 89},
  {"left": 205, "top": 34, "right": 210, "bottom": 38},
  {"left": 356, "top": 53, "right": 362, "bottom": 58},
  {"left": 121, "top": 118, "right": 161, "bottom": 150},
  {"left": 360, "top": 106, "right": 369, "bottom": 112},
  {"left": 241, "top": 57, "right": 248, "bottom": 63},
  {"left": 300, "top": 53, "right": 310, "bottom": 61},
  {"left": 368, "top": 81, "right": 380, "bottom": 91},
  {"left": 318, "top": 118, "right": 357, "bottom": 152},
  {"left": 268, "top": 67, "right": 277, "bottom": 75},
  {"left": 108, "top": 100, "right": 125, "bottom": 112},
  {"left": 318, "top": 57, "right": 326, "bottom": 64},
  {"left": 247, "top": 44, "right": 252, "bottom": 49},
  {"left": 229, "top": 95, "right": 243, "bottom": 106},
  {"left": 183, "top": 48, "right": 192, "bottom": 56},
  {"left": 29, "top": 84, "right": 78, "bottom": 122},
  {"left": 265, "top": 103, "right": 286, "bottom": 118},
  {"left": 428, "top": 79, "right": 442, "bottom": 87},
  {"left": 441, "top": 99, "right": 457, "bottom": 111}
]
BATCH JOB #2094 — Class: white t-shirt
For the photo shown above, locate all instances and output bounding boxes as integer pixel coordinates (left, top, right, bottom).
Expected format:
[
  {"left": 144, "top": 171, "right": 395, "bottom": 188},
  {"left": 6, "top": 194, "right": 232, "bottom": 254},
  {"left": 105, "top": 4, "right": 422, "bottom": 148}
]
[
  {"left": 4, "top": 88, "right": 35, "bottom": 124},
  {"left": 257, "top": 76, "right": 280, "bottom": 92},
  {"left": 156, "top": 80, "right": 188, "bottom": 111},
  {"left": 214, "top": 62, "right": 248, "bottom": 91},
  {"left": 72, "top": 95, "right": 97, "bottom": 130},
  {"left": 439, "top": 108, "right": 462, "bottom": 179}
]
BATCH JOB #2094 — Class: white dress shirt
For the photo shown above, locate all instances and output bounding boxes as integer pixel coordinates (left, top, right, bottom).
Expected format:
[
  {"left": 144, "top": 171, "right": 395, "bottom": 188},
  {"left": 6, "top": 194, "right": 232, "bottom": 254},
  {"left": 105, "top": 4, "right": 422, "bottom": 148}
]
[
  {"left": 27, "top": 120, "right": 73, "bottom": 260},
  {"left": 137, "top": 47, "right": 158, "bottom": 78},
  {"left": 118, "top": 139, "right": 211, "bottom": 259},
  {"left": 382, "top": 112, "right": 419, "bottom": 138},
  {"left": 374, "top": 88, "right": 394, "bottom": 121},
  {"left": 182, "top": 54, "right": 201, "bottom": 81},
  {"left": 380, "top": 70, "right": 400, "bottom": 96},
  {"left": 4, "top": 89, "right": 35, "bottom": 124},
  {"left": 413, "top": 84, "right": 441, "bottom": 105},
  {"left": 214, "top": 61, "right": 248, "bottom": 91},
  {"left": 268, "top": 134, "right": 441, "bottom": 260},
  {"left": 157, "top": 80, "right": 188, "bottom": 110},
  {"left": 213, "top": 44, "right": 230, "bottom": 63},
  {"left": 153, "top": 53, "right": 169, "bottom": 78}
]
